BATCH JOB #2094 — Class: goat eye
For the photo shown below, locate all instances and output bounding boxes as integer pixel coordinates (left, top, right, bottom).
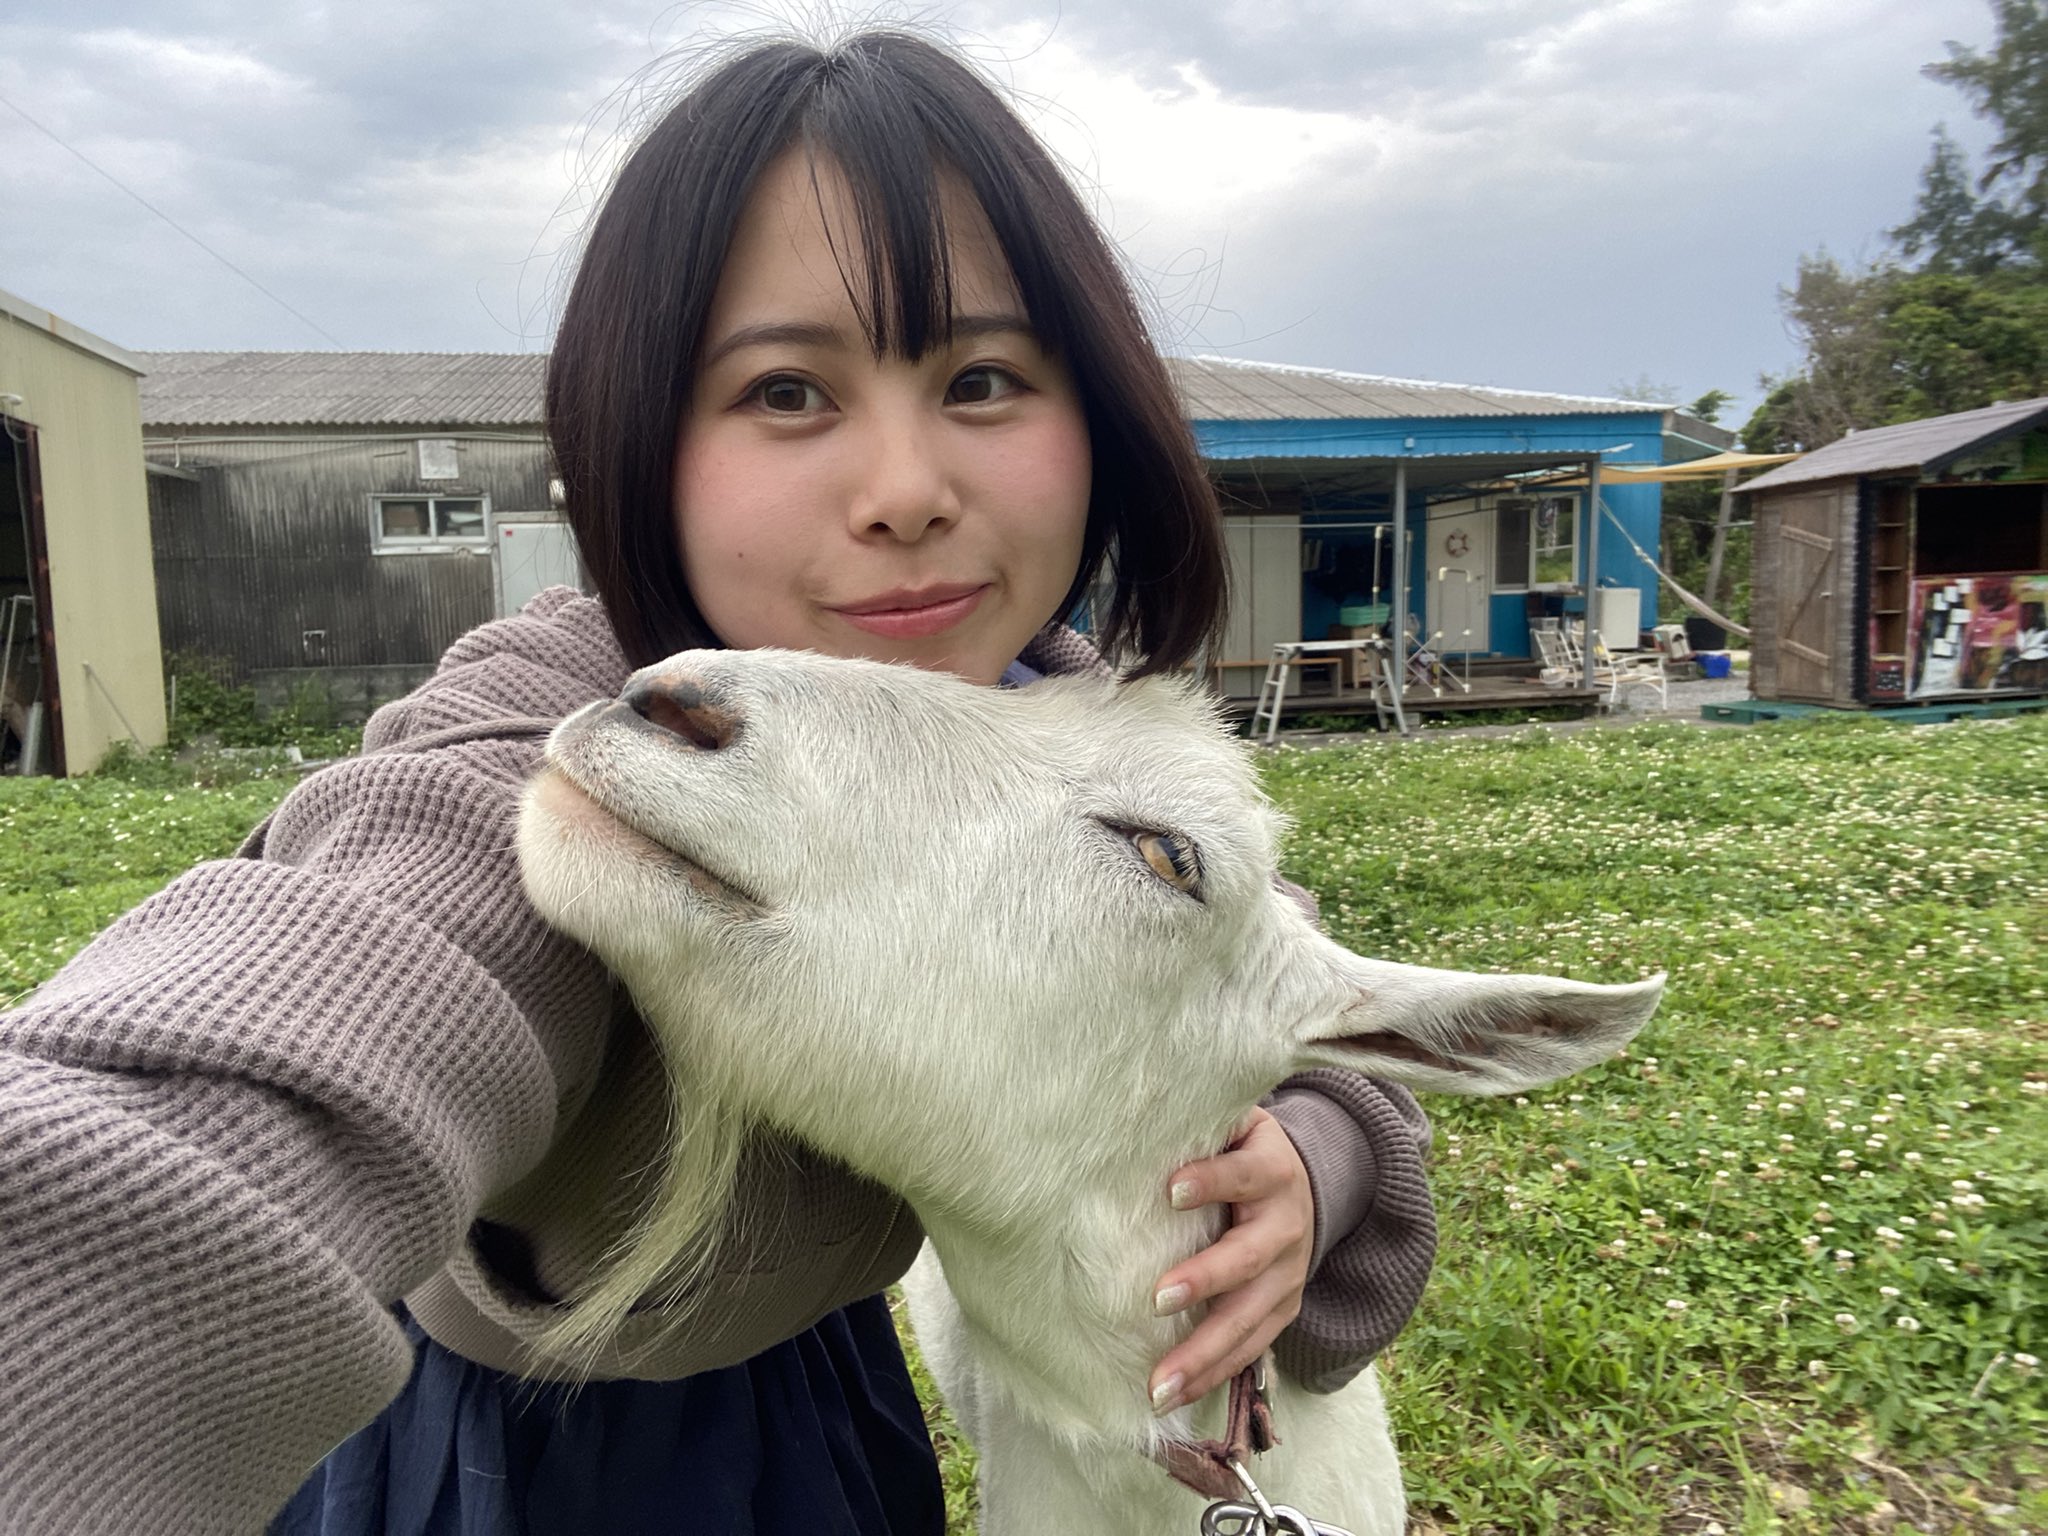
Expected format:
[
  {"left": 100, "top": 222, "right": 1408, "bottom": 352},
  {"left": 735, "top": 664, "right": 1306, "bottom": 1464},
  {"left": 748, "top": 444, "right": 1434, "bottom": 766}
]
[{"left": 1133, "top": 830, "right": 1202, "bottom": 893}]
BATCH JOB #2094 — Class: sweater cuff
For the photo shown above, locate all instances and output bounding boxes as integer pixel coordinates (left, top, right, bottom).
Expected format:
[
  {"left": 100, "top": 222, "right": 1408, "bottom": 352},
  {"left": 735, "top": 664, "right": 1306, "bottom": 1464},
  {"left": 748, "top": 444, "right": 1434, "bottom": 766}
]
[{"left": 1264, "top": 1083, "right": 1380, "bottom": 1279}]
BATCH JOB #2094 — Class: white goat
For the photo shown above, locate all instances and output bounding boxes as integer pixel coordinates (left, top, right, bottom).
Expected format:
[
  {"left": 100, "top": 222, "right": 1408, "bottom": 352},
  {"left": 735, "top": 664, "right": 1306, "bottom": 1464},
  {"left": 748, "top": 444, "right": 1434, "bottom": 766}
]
[{"left": 516, "top": 648, "right": 1663, "bottom": 1536}]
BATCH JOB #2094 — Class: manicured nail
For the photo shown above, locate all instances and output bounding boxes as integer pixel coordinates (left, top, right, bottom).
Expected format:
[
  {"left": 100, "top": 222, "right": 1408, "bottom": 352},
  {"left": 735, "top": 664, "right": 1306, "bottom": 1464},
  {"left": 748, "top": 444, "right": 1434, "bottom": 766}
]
[
  {"left": 1170, "top": 1180, "right": 1200, "bottom": 1210},
  {"left": 1151, "top": 1373, "right": 1184, "bottom": 1415},
  {"left": 1153, "top": 1282, "right": 1192, "bottom": 1317}
]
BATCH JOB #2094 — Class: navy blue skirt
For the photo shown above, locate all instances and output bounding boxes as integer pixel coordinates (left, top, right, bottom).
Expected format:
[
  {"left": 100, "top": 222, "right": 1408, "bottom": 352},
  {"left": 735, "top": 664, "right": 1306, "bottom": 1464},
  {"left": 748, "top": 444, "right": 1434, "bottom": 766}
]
[{"left": 270, "top": 1295, "right": 943, "bottom": 1536}]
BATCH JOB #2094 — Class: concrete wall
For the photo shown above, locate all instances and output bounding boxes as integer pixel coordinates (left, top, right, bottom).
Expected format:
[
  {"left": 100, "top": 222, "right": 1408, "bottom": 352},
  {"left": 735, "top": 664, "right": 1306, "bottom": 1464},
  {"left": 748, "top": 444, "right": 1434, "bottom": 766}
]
[{"left": 0, "top": 292, "right": 166, "bottom": 772}]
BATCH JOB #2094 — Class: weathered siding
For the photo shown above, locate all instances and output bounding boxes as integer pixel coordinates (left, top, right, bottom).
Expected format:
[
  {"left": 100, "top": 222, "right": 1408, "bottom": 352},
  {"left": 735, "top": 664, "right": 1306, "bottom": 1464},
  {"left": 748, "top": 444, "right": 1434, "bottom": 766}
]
[{"left": 147, "top": 431, "right": 555, "bottom": 673}]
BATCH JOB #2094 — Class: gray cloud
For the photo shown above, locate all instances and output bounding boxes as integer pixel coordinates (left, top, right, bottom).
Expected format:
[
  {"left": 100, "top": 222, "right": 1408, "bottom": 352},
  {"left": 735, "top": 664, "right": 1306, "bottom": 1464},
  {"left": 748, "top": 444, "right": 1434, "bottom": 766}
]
[{"left": 0, "top": 0, "right": 2004, "bottom": 412}]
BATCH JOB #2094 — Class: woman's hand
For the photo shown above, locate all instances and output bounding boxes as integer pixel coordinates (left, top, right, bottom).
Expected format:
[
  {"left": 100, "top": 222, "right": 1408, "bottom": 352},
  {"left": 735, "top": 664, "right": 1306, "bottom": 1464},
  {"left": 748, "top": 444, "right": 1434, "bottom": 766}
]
[{"left": 1146, "top": 1106, "right": 1314, "bottom": 1414}]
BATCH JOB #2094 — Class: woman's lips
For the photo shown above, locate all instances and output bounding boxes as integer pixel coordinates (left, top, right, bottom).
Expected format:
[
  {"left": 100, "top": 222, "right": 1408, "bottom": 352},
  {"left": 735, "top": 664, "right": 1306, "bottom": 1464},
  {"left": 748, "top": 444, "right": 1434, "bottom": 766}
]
[{"left": 830, "top": 584, "right": 989, "bottom": 639}]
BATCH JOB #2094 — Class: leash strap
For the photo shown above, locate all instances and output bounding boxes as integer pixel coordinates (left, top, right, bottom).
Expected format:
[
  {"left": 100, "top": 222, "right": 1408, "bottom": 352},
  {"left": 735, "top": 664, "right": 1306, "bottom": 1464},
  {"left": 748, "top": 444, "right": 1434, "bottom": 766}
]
[{"left": 1152, "top": 1361, "right": 1279, "bottom": 1500}]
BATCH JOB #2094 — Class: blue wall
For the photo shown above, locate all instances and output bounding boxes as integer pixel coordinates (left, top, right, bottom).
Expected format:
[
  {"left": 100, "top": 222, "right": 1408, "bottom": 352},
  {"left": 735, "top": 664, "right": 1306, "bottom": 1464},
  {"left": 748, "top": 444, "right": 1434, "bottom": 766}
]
[{"left": 1196, "top": 412, "right": 1666, "bottom": 657}]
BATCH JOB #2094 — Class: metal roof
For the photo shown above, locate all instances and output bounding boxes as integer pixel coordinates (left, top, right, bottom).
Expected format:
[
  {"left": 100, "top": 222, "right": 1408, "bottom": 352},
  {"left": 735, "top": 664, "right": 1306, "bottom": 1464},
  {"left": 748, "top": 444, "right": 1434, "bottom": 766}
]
[
  {"left": 1, "top": 286, "right": 146, "bottom": 375},
  {"left": 1738, "top": 396, "right": 2048, "bottom": 494},
  {"left": 137, "top": 351, "right": 547, "bottom": 428},
  {"left": 135, "top": 348, "right": 1660, "bottom": 430},
  {"left": 1168, "top": 355, "right": 1658, "bottom": 421}
]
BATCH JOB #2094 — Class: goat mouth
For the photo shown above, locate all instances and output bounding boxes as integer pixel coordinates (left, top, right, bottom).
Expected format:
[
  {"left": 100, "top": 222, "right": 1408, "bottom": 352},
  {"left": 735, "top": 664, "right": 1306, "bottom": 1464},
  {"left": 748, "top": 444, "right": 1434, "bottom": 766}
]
[{"left": 529, "top": 769, "right": 769, "bottom": 918}]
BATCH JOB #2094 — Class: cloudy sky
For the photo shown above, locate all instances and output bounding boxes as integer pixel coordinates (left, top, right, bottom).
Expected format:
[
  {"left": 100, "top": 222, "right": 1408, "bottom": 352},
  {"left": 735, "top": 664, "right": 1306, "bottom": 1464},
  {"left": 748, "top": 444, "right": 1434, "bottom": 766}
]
[{"left": 0, "top": 0, "right": 2003, "bottom": 420}]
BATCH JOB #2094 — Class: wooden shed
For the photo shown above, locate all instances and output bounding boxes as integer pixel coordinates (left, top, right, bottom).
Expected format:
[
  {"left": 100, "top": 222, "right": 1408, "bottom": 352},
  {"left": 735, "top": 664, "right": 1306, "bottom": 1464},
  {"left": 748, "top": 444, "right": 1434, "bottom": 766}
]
[
  {"left": 0, "top": 287, "right": 167, "bottom": 775},
  {"left": 1741, "top": 397, "right": 2048, "bottom": 707}
]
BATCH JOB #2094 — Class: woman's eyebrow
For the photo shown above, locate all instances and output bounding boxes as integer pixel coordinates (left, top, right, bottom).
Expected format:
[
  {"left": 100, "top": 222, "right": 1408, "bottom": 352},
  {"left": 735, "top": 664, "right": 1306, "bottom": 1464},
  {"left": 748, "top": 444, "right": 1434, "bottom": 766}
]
[
  {"left": 702, "top": 321, "right": 846, "bottom": 368},
  {"left": 949, "top": 312, "right": 1036, "bottom": 343},
  {"left": 702, "top": 312, "right": 1038, "bottom": 369}
]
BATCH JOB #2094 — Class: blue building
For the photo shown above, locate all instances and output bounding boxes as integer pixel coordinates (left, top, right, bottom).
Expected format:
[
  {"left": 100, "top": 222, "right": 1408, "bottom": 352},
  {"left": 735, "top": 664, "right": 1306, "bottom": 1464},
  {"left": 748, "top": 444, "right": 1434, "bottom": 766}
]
[
  {"left": 136, "top": 350, "right": 1732, "bottom": 712},
  {"left": 1164, "top": 357, "right": 1732, "bottom": 696}
]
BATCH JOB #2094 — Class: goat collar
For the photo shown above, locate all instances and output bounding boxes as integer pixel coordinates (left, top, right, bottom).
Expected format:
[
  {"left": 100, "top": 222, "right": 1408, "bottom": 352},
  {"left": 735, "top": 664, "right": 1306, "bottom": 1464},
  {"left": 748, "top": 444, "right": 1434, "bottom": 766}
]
[{"left": 1150, "top": 1361, "right": 1279, "bottom": 1501}]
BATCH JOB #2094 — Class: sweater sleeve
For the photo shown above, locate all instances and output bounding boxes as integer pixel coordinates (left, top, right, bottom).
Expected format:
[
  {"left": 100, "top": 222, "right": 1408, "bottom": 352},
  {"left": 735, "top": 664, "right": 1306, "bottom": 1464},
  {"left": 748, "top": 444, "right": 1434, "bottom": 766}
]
[
  {"left": 1264, "top": 1072, "right": 1437, "bottom": 1392},
  {"left": 0, "top": 742, "right": 610, "bottom": 1534}
]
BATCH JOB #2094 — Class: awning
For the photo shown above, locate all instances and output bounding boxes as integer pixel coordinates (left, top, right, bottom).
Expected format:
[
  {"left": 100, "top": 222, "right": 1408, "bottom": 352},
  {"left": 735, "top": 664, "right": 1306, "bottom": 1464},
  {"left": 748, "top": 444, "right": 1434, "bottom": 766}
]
[{"left": 1532, "top": 450, "right": 1800, "bottom": 487}]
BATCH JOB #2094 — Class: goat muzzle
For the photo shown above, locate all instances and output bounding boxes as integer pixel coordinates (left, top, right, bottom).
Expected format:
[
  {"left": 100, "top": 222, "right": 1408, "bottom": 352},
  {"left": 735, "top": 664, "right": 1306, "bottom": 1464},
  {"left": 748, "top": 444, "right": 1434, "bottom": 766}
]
[{"left": 622, "top": 673, "right": 742, "bottom": 752}]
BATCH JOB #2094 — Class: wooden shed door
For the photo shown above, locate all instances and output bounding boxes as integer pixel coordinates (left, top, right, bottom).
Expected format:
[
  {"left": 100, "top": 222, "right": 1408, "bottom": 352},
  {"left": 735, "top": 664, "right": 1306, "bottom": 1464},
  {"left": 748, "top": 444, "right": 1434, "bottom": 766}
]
[{"left": 1776, "top": 492, "right": 1839, "bottom": 700}]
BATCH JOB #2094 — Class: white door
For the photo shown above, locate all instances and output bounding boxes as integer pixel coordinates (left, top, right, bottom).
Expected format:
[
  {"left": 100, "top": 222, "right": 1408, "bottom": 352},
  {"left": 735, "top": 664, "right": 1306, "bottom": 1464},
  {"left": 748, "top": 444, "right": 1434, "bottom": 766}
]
[
  {"left": 1425, "top": 511, "right": 1491, "bottom": 654},
  {"left": 492, "top": 513, "right": 588, "bottom": 618},
  {"left": 1216, "top": 517, "right": 1306, "bottom": 697}
]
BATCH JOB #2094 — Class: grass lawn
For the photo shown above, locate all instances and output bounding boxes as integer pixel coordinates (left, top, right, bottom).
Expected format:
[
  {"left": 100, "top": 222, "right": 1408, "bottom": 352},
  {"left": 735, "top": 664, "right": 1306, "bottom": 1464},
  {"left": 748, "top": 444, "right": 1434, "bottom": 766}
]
[{"left": 4, "top": 718, "right": 2043, "bottom": 1533}]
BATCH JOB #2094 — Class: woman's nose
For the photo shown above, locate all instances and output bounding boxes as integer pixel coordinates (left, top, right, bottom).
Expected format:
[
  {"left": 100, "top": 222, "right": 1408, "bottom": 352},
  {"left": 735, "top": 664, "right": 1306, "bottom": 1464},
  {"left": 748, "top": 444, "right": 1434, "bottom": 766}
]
[{"left": 848, "top": 407, "right": 961, "bottom": 542}]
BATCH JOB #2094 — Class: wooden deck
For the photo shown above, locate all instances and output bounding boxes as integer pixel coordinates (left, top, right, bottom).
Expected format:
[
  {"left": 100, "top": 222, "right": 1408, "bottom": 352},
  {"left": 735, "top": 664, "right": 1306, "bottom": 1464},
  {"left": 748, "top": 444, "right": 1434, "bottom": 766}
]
[{"left": 1215, "top": 663, "right": 1601, "bottom": 730}]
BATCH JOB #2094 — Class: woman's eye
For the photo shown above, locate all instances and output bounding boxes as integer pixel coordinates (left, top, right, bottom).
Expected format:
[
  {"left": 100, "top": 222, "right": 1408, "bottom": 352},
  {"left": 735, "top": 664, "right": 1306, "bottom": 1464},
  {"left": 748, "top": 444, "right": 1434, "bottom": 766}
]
[
  {"left": 752, "top": 376, "right": 827, "bottom": 414},
  {"left": 946, "top": 366, "right": 1020, "bottom": 406},
  {"left": 1131, "top": 830, "right": 1202, "bottom": 895}
]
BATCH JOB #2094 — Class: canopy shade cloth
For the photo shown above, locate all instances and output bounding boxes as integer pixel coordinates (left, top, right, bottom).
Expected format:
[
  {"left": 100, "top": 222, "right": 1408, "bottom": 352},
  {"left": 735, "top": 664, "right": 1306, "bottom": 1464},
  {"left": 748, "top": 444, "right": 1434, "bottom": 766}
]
[{"left": 1530, "top": 450, "right": 1799, "bottom": 487}]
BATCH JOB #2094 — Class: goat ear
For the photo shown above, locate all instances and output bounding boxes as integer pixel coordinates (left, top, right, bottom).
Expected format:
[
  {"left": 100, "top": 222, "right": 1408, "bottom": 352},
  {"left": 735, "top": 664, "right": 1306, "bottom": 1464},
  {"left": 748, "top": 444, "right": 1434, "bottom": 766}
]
[{"left": 1299, "top": 946, "right": 1664, "bottom": 1096}]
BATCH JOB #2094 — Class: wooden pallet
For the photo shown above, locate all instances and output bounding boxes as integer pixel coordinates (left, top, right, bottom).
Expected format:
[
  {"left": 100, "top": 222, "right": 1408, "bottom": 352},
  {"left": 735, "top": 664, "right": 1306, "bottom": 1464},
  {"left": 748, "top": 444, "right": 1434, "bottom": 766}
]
[{"left": 1702, "top": 696, "right": 2048, "bottom": 725}]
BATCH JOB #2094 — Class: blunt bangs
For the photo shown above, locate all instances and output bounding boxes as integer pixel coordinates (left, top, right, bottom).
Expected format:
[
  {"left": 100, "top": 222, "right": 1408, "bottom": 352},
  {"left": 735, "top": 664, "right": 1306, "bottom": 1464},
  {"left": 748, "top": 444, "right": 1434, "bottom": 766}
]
[{"left": 547, "top": 31, "right": 1227, "bottom": 677}]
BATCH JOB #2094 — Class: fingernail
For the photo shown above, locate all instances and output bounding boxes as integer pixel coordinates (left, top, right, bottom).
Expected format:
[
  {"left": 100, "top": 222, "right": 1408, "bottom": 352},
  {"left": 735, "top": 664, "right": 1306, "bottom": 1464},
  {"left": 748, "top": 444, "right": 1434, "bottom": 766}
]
[
  {"left": 1153, "top": 1282, "right": 1192, "bottom": 1317},
  {"left": 1150, "top": 1373, "right": 1183, "bottom": 1415},
  {"left": 1170, "top": 1180, "right": 1200, "bottom": 1210}
]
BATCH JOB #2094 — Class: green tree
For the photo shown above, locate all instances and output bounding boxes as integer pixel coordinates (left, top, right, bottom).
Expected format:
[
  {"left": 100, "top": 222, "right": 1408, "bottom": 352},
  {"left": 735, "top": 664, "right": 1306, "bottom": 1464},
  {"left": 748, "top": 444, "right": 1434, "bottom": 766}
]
[
  {"left": 1892, "top": 125, "right": 2015, "bottom": 274},
  {"left": 1743, "top": 3, "right": 2048, "bottom": 451},
  {"left": 1883, "top": 268, "right": 2048, "bottom": 417},
  {"left": 1925, "top": 0, "right": 2048, "bottom": 244},
  {"left": 1686, "top": 389, "right": 1734, "bottom": 425}
]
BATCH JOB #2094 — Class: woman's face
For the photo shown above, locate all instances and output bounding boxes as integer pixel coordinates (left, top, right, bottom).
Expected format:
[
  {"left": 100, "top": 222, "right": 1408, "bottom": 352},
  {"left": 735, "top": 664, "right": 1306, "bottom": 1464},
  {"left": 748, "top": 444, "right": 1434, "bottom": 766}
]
[{"left": 673, "top": 151, "right": 1094, "bottom": 686}]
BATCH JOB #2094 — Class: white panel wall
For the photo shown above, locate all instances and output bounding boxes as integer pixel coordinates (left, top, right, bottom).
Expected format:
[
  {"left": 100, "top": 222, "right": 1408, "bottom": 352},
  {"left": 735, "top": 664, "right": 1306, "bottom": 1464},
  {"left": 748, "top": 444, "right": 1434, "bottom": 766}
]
[{"left": 1216, "top": 516, "right": 1304, "bottom": 698}]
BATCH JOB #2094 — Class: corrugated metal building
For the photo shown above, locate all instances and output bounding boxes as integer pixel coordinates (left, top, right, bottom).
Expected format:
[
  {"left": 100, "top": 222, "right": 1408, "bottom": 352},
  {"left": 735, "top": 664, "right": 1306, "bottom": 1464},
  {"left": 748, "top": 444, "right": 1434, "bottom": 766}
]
[
  {"left": 1174, "top": 356, "right": 1725, "bottom": 694},
  {"left": 140, "top": 352, "right": 564, "bottom": 714},
  {"left": 1, "top": 288, "right": 166, "bottom": 774},
  {"left": 140, "top": 350, "right": 1722, "bottom": 708},
  {"left": 1739, "top": 397, "right": 2048, "bottom": 706}
]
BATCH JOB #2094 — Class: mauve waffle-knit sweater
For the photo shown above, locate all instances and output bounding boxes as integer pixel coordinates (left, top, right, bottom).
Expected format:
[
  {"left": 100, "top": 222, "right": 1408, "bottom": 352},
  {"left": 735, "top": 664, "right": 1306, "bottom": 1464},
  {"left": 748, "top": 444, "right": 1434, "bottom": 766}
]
[{"left": 0, "top": 589, "right": 1436, "bottom": 1535}]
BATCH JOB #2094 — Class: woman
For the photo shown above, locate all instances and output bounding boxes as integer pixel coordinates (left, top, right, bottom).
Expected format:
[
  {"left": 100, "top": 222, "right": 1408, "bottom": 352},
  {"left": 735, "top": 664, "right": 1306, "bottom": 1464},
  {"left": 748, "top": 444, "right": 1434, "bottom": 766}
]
[{"left": 0, "top": 30, "right": 1435, "bottom": 1536}]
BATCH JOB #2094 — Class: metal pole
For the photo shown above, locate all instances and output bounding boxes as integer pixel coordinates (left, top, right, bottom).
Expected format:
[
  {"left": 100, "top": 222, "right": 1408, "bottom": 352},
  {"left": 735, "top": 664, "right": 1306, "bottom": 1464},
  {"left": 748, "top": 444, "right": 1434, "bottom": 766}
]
[
  {"left": 1582, "top": 457, "right": 1603, "bottom": 689},
  {"left": 1389, "top": 460, "right": 1408, "bottom": 716}
]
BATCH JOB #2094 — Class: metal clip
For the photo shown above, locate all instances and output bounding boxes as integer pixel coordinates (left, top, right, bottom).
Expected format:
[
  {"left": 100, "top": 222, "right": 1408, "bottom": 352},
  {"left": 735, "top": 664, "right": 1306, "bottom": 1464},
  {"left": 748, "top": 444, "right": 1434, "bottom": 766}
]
[{"left": 1199, "top": 1502, "right": 1356, "bottom": 1536}]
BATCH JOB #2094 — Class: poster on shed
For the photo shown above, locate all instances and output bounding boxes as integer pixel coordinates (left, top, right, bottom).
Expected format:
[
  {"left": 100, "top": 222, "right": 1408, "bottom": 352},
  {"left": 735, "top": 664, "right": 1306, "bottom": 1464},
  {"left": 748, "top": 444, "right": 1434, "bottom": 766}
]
[{"left": 1908, "top": 573, "right": 2048, "bottom": 697}]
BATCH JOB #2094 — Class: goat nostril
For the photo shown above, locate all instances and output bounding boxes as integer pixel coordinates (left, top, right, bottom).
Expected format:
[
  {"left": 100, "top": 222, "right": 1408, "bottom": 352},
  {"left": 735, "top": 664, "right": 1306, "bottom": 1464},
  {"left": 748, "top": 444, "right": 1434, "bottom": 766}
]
[{"left": 624, "top": 678, "right": 740, "bottom": 751}]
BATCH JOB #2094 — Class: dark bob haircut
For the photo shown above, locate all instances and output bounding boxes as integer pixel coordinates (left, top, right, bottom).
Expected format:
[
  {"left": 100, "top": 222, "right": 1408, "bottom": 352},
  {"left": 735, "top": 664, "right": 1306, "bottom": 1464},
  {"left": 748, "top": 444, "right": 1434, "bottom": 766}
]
[{"left": 546, "top": 30, "right": 1227, "bottom": 676}]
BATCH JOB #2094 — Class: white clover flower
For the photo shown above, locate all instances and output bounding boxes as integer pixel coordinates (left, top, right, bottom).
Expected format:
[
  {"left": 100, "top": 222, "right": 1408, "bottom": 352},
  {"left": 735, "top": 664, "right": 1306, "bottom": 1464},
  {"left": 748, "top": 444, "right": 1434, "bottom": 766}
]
[
  {"left": 1904, "top": 1152, "right": 1923, "bottom": 1163},
  {"left": 1835, "top": 1313, "right": 1859, "bottom": 1333},
  {"left": 2013, "top": 1353, "right": 2040, "bottom": 1375},
  {"left": 1895, "top": 1316, "right": 1922, "bottom": 1334},
  {"left": 1952, "top": 1179, "right": 1975, "bottom": 1192},
  {"left": 1879, "top": 1285, "right": 1901, "bottom": 1300},
  {"left": 1800, "top": 1234, "right": 1822, "bottom": 1252},
  {"left": 1665, "top": 1299, "right": 1688, "bottom": 1314},
  {"left": 1806, "top": 1359, "right": 1829, "bottom": 1379}
]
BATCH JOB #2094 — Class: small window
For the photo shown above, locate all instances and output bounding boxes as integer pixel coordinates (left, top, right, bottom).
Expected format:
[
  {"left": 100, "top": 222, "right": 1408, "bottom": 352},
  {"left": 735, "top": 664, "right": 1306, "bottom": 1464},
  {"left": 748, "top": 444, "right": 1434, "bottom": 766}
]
[
  {"left": 373, "top": 494, "right": 490, "bottom": 551},
  {"left": 1494, "top": 496, "right": 1580, "bottom": 590}
]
